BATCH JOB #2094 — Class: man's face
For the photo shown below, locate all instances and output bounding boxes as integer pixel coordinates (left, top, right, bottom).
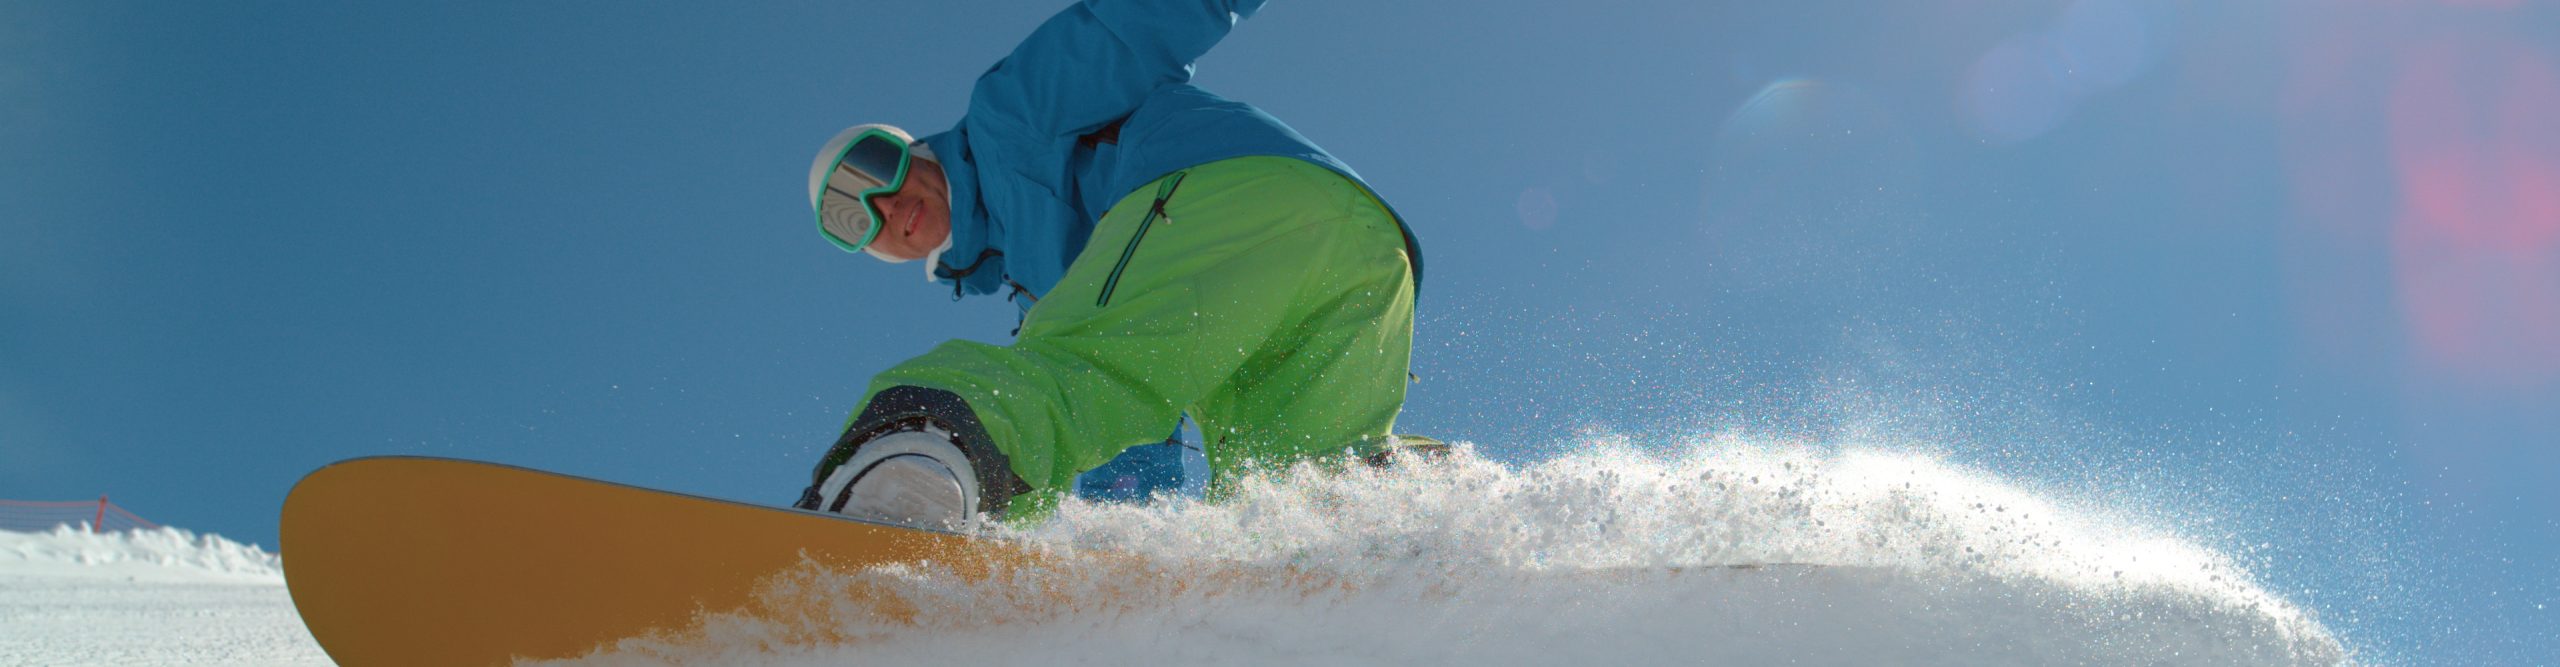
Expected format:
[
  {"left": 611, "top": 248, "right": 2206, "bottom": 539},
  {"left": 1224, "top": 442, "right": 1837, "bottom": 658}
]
[{"left": 867, "top": 157, "right": 951, "bottom": 261}]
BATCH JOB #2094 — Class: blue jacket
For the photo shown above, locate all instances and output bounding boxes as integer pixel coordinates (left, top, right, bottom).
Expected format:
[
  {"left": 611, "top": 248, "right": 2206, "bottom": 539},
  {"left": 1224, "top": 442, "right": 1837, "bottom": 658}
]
[{"left": 917, "top": 0, "right": 1422, "bottom": 311}]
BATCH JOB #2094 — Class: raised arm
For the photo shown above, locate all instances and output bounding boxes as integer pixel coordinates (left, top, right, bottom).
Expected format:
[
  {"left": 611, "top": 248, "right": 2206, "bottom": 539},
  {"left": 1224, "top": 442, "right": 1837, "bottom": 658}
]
[{"left": 968, "top": 0, "right": 1268, "bottom": 142}]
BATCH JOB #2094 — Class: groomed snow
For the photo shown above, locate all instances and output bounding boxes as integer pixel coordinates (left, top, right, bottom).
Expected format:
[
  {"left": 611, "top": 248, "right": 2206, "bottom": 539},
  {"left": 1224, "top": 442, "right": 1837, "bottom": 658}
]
[{"left": 0, "top": 525, "right": 329, "bottom": 666}]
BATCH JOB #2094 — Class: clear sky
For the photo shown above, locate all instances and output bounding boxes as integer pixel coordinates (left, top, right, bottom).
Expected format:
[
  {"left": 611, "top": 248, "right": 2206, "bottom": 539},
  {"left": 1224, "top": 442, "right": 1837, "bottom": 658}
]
[{"left": 3, "top": 1, "right": 2553, "bottom": 662}]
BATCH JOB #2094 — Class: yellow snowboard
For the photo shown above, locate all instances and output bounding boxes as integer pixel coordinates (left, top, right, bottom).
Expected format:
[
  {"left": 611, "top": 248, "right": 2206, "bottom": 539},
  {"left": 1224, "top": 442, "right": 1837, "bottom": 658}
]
[{"left": 280, "top": 457, "right": 1034, "bottom": 666}]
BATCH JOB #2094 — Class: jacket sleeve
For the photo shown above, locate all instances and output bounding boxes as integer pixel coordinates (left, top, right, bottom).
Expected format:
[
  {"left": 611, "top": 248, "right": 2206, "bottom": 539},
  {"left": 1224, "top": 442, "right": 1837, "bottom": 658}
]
[{"left": 967, "top": 0, "right": 1267, "bottom": 143}]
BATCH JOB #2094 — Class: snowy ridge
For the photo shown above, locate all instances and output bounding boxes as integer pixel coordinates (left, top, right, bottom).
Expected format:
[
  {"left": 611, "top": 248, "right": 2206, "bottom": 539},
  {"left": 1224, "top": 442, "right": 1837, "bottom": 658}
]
[
  {"left": 0, "top": 523, "right": 284, "bottom": 582},
  {"left": 551, "top": 440, "right": 2350, "bottom": 666},
  {"left": 0, "top": 524, "right": 328, "bottom": 666}
]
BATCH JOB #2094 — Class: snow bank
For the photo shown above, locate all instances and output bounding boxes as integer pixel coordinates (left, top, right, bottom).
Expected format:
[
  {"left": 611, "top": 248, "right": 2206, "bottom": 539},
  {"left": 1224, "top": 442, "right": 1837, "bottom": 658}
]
[
  {"left": 0, "top": 524, "right": 329, "bottom": 666},
  {"left": 0, "top": 524, "right": 283, "bottom": 583},
  {"left": 551, "top": 441, "right": 2352, "bottom": 666}
]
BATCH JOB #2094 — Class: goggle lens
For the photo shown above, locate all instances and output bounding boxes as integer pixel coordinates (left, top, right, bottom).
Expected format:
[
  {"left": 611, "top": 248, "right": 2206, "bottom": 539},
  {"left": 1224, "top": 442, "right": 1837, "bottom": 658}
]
[{"left": 815, "top": 131, "right": 913, "bottom": 253}]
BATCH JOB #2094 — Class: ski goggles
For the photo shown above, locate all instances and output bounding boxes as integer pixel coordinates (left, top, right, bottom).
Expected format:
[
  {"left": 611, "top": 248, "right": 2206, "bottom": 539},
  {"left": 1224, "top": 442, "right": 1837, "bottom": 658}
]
[{"left": 813, "top": 128, "right": 914, "bottom": 254}]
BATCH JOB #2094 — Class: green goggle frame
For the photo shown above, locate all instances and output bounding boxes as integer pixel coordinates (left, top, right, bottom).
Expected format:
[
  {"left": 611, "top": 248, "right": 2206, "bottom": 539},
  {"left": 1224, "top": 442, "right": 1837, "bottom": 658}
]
[{"left": 813, "top": 128, "right": 914, "bottom": 254}]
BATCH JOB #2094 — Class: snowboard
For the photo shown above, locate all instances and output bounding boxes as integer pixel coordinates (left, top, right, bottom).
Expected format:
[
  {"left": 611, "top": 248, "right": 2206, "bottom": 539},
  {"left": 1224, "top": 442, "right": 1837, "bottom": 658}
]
[{"left": 280, "top": 456, "right": 1038, "bottom": 667}]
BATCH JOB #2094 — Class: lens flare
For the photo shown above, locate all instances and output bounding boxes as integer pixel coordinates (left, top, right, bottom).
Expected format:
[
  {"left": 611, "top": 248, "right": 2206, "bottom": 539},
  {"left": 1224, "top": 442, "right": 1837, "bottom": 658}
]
[
  {"left": 1962, "top": 35, "right": 2077, "bottom": 145},
  {"left": 2051, "top": 0, "right": 2152, "bottom": 94},
  {"left": 1705, "top": 78, "right": 1921, "bottom": 288},
  {"left": 2385, "top": 38, "right": 2560, "bottom": 386},
  {"left": 1516, "top": 186, "right": 1557, "bottom": 231},
  {"left": 1960, "top": 0, "right": 2153, "bottom": 145}
]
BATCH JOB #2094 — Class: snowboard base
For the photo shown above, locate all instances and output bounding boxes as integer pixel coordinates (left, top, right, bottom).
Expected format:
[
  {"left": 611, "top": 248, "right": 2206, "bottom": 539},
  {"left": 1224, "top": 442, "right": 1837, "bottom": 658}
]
[{"left": 280, "top": 457, "right": 1038, "bottom": 666}]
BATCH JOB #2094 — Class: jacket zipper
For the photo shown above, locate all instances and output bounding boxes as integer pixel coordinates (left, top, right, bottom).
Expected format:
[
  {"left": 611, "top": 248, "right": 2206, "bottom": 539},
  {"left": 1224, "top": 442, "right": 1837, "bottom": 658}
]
[{"left": 1096, "top": 171, "right": 1186, "bottom": 307}]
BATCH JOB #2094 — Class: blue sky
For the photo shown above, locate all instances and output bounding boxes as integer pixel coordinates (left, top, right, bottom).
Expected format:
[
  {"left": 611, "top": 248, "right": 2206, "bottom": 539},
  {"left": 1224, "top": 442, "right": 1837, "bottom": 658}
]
[{"left": 3, "top": 1, "right": 2554, "bottom": 661}]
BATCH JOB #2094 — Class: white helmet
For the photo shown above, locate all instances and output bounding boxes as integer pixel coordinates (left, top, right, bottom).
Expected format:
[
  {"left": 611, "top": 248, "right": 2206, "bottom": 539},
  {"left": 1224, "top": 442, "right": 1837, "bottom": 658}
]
[{"left": 807, "top": 123, "right": 917, "bottom": 260}]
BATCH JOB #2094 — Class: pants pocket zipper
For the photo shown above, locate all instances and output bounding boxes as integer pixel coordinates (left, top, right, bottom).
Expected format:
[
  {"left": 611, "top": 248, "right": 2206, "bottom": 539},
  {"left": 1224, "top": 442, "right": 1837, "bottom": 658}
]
[{"left": 1097, "top": 171, "right": 1187, "bottom": 307}]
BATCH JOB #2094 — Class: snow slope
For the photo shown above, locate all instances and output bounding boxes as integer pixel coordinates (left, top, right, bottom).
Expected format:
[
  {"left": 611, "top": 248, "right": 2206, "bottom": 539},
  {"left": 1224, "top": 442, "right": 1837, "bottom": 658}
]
[
  {"left": 0, "top": 440, "right": 2355, "bottom": 666},
  {"left": 551, "top": 441, "right": 2352, "bottom": 666},
  {"left": 0, "top": 525, "right": 329, "bottom": 666}
]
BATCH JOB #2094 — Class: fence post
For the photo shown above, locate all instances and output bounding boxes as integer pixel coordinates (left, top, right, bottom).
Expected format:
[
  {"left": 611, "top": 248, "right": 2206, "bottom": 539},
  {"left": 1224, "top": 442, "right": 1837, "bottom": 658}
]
[{"left": 94, "top": 495, "right": 107, "bottom": 533}]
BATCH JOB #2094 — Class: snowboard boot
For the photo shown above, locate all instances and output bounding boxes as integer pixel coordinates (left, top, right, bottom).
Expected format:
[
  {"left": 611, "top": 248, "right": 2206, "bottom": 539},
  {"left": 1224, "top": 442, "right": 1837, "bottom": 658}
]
[{"left": 796, "top": 386, "right": 1032, "bottom": 531}]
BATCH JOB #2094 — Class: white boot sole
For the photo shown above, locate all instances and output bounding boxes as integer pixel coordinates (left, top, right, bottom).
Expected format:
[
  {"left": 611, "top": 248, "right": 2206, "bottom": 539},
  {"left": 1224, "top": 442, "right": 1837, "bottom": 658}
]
[{"left": 812, "top": 428, "right": 982, "bottom": 531}]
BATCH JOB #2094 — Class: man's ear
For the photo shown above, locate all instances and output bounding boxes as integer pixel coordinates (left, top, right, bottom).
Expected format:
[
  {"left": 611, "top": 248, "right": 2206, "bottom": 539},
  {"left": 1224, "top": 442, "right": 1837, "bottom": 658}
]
[{"left": 914, "top": 157, "right": 943, "bottom": 184}]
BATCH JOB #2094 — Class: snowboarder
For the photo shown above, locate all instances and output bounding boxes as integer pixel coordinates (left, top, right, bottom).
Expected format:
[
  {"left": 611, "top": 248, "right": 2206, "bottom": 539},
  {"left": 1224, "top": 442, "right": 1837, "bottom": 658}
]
[{"left": 795, "top": 0, "right": 1424, "bottom": 530}]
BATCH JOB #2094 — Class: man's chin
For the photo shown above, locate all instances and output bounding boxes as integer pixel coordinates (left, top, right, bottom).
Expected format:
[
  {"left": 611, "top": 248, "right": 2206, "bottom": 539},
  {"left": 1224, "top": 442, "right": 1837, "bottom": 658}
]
[{"left": 864, "top": 243, "right": 923, "bottom": 263}]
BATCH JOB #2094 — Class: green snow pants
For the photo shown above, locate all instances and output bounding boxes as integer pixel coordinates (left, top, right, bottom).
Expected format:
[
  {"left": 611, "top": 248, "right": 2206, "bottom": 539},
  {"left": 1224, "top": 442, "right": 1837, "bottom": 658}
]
[{"left": 857, "top": 156, "right": 1416, "bottom": 512}]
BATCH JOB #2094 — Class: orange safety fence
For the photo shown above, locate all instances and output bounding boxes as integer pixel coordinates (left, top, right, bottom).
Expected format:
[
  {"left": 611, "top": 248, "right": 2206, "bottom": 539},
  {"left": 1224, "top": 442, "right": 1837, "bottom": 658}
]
[{"left": 0, "top": 496, "right": 163, "bottom": 533}]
